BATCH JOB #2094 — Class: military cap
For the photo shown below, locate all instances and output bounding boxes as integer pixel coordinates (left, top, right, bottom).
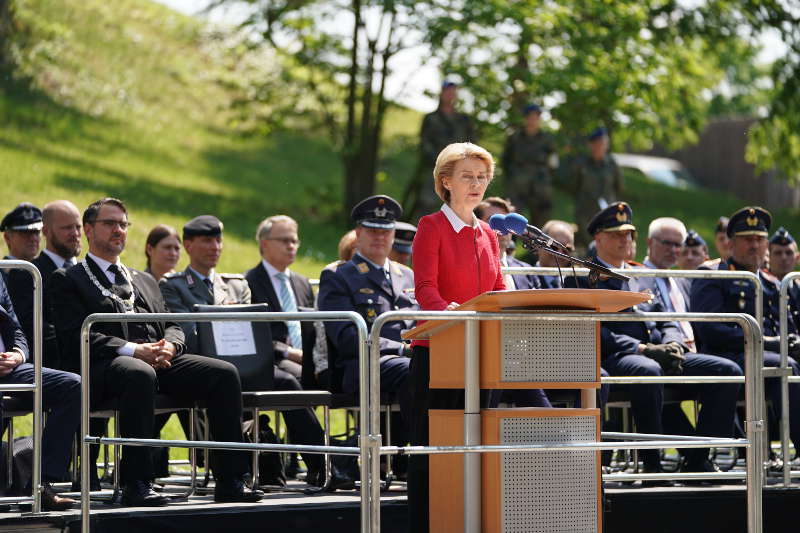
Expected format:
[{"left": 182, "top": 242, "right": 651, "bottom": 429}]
[
  {"left": 770, "top": 226, "right": 795, "bottom": 246},
  {"left": 351, "top": 195, "right": 402, "bottom": 230},
  {"left": 587, "top": 127, "right": 608, "bottom": 141},
  {"left": 0, "top": 203, "right": 43, "bottom": 232},
  {"left": 441, "top": 80, "right": 458, "bottom": 89},
  {"left": 587, "top": 201, "right": 635, "bottom": 236},
  {"left": 714, "top": 216, "right": 729, "bottom": 235},
  {"left": 392, "top": 221, "right": 417, "bottom": 254},
  {"left": 726, "top": 206, "right": 771, "bottom": 238},
  {"left": 183, "top": 215, "right": 223, "bottom": 239},
  {"left": 684, "top": 229, "right": 707, "bottom": 248},
  {"left": 523, "top": 103, "right": 542, "bottom": 115}
]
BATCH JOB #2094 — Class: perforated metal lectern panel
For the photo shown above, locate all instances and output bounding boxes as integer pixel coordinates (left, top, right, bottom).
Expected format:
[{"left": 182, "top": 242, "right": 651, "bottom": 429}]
[
  {"left": 500, "top": 416, "right": 598, "bottom": 533},
  {"left": 501, "top": 317, "right": 596, "bottom": 382}
]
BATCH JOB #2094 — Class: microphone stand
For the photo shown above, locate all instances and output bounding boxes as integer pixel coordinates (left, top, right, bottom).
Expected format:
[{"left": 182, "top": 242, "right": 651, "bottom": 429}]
[{"left": 517, "top": 235, "right": 630, "bottom": 287}]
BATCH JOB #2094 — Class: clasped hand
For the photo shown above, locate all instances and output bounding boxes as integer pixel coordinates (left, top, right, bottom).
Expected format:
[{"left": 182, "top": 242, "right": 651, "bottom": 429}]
[
  {"left": 0, "top": 351, "right": 23, "bottom": 377},
  {"left": 134, "top": 339, "right": 175, "bottom": 369},
  {"left": 642, "top": 342, "right": 685, "bottom": 375}
]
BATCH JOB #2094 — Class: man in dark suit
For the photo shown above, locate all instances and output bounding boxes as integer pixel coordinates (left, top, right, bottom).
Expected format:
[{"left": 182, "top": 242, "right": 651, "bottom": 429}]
[
  {"left": 1, "top": 203, "right": 42, "bottom": 266},
  {"left": 49, "top": 198, "right": 262, "bottom": 506},
  {"left": 246, "top": 215, "right": 314, "bottom": 380},
  {"left": 0, "top": 272, "right": 80, "bottom": 510},
  {"left": 4, "top": 200, "right": 81, "bottom": 370},
  {"left": 536, "top": 220, "right": 576, "bottom": 289},
  {"left": 317, "top": 196, "right": 414, "bottom": 428},
  {"left": 566, "top": 203, "right": 741, "bottom": 480}
]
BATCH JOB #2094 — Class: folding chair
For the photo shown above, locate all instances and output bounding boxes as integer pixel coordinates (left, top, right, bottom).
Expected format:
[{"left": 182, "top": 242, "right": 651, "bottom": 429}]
[{"left": 194, "top": 303, "right": 331, "bottom": 490}]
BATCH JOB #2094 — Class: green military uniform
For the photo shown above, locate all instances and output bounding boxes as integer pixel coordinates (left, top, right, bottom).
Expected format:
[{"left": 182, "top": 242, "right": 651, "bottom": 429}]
[
  {"left": 501, "top": 129, "right": 558, "bottom": 227},
  {"left": 409, "top": 109, "right": 477, "bottom": 220},
  {"left": 160, "top": 267, "right": 251, "bottom": 354},
  {"left": 567, "top": 153, "right": 623, "bottom": 250}
]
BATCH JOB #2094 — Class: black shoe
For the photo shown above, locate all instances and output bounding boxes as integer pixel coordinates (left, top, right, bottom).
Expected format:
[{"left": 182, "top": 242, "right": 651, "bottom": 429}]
[
  {"left": 121, "top": 480, "right": 170, "bottom": 507},
  {"left": 214, "top": 478, "right": 264, "bottom": 503},
  {"left": 41, "top": 482, "right": 76, "bottom": 512},
  {"left": 681, "top": 458, "right": 721, "bottom": 486}
]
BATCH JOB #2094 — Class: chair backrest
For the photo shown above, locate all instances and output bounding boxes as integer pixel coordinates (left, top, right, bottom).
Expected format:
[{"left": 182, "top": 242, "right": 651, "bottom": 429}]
[{"left": 193, "top": 303, "right": 274, "bottom": 391}]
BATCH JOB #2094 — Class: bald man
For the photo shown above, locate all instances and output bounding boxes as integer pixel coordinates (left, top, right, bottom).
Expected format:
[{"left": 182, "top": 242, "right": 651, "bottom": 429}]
[{"left": 6, "top": 200, "right": 82, "bottom": 369}]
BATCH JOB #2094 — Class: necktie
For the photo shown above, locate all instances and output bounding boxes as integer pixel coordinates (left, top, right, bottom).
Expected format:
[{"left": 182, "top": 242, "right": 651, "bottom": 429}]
[
  {"left": 203, "top": 277, "right": 213, "bottom": 292},
  {"left": 668, "top": 277, "right": 696, "bottom": 352},
  {"left": 107, "top": 264, "right": 133, "bottom": 299},
  {"left": 276, "top": 272, "right": 303, "bottom": 348}
]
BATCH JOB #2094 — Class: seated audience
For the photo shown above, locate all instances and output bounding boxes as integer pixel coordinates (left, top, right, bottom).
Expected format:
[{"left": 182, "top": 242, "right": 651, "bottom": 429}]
[
  {"left": 144, "top": 224, "right": 181, "bottom": 281},
  {"left": 389, "top": 221, "right": 417, "bottom": 267},
  {"left": 50, "top": 198, "right": 262, "bottom": 506},
  {"left": 337, "top": 229, "right": 357, "bottom": 262},
  {"left": 677, "top": 230, "right": 709, "bottom": 271}
]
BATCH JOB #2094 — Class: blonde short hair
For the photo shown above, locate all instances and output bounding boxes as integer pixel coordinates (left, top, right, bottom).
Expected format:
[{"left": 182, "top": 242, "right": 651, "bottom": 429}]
[{"left": 433, "top": 142, "right": 495, "bottom": 203}]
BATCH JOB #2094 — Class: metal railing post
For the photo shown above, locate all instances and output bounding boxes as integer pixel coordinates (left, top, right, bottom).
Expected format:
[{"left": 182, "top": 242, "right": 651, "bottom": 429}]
[
  {"left": 77, "top": 311, "right": 368, "bottom": 533},
  {"left": 0, "top": 260, "right": 44, "bottom": 514},
  {"left": 463, "top": 320, "right": 481, "bottom": 533},
  {"left": 778, "top": 272, "right": 800, "bottom": 486}
]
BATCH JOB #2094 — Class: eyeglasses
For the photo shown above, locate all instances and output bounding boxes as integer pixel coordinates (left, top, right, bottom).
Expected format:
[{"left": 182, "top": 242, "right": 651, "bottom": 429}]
[
  {"left": 456, "top": 175, "right": 490, "bottom": 185},
  {"left": 266, "top": 237, "right": 301, "bottom": 247},
  {"left": 655, "top": 237, "right": 683, "bottom": 249},
  {"left": 94, "top": 219, "right": 132, "bottom": 230}
]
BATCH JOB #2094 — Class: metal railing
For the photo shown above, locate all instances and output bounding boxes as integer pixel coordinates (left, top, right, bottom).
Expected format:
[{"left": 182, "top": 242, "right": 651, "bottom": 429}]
[
  {"left": 368, "top": 309, "right": 765, "bottom": 533},
  {"left": 501, "top": 266, "right": 764, "bottom": 326},
  {"left": 79, "top": 311, "right": 368, "bottom": 532},
  {"left": 0, "top": 260, "right": 44, "bottom": 513}
]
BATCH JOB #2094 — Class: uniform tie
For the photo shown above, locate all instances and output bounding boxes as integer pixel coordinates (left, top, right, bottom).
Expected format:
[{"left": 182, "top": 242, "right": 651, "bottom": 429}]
[
  {"left": 276, "top": 272, "right": 303, "bottom": 348},
  {"left": 203, "top": 277, "right": 213, "bottom": 292}
]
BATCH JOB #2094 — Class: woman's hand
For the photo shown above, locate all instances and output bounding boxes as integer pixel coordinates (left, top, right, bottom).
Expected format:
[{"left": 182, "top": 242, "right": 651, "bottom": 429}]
[{"left": 445, "top": 302, "right": 459, "bottom": 311}]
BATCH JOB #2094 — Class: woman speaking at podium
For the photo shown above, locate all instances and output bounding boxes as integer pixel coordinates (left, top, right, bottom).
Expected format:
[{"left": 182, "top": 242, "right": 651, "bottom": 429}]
[{"left": 408, "top": 142, "right": 505, "bottom": 532}]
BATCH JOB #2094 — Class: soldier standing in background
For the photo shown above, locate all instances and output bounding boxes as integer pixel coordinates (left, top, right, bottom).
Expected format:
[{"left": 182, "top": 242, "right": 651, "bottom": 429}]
[
  {"left": 501, "top": 103, "right": 558, "bottom": 227},
  {"left": 565, "top": 127, "right": 623, "bottom": 253},
  {"left": 404, "top": 81, "right": 477, "bottom": 221}
]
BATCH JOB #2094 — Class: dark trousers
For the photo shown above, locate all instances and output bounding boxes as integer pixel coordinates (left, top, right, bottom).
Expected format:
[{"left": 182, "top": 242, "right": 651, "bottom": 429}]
[
  {"left": 606, "top": 351, "right": 741, "bottom": 468},
  {"left": 342, "top": 355, "right": 412, "bottom": 438},
  {"left": 91, "top": 354, "right": 248, "bottom": 483},
  {"left": 726, "top": 350, "right": 800, "bottom": 450},
  {"left": 272, "top": 366, "right": 325, "bottom": 471},
  {"left": 1, "top": 363, "right": 81, "bottom": 481}
]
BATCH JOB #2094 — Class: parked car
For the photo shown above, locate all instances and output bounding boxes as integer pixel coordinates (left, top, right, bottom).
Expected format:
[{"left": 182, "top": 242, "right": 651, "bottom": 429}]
[{"left": 612, "top": 153, "right": 699, "bottom": 190}]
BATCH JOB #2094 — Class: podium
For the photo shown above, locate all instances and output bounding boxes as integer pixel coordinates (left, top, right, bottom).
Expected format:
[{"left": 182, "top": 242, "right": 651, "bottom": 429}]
[{"left": 403, "top": 289, "right": 649, "bottom": 533}]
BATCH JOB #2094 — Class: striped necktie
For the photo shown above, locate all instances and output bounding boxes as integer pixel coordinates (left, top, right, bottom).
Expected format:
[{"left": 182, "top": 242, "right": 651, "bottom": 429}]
[{"left": 276, "top": 272, "right": 303, "bottom": 348}]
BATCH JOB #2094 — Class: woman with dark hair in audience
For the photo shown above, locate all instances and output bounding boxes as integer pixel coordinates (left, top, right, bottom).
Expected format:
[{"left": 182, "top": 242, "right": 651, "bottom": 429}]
[
  {"left": 144, "top": 224, "right": 181, "bottom": 280},
  {"left": 407, "top": 142, "right": 506, "bottom": 532}
]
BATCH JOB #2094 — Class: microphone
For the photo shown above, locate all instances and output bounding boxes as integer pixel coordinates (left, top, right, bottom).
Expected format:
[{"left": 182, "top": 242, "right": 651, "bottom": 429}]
[
  {"left": 504, "top": 213, "right": 569, "bottom": 252},
  {"left": 488, "top": 214, "right": 509, "bottom": 235}
]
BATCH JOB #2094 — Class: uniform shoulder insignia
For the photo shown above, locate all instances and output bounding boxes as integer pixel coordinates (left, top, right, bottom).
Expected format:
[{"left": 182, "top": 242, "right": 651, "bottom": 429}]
[
  {"left": 356, "top": 262, "right": 369, "bottom": 274},
  {"left": 324, "top": 260, "right": 344, "bottom": 271},
  {"left": 761, "top": 270, "right": 779, "bottom": 284},
  {"left": 220, "top": 273, "right": 244, "bottom": 279}
]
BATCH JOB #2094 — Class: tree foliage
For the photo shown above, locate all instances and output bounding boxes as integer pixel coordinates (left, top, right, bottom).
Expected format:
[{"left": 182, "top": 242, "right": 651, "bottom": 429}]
[{"left": 211, "top": 0, "right": 432, "bottom": 217}]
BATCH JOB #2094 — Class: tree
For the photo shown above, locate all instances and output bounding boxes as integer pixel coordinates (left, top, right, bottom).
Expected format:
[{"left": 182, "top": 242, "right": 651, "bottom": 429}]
[
  {"left": 212, "top": 0, "right": 432, "bottom": 218},
  {"left": 424, "top": 0, "right": 799, "bottom": 181},
  {"left": 0, "top": 0, "right": 17, "bottom": 76}
]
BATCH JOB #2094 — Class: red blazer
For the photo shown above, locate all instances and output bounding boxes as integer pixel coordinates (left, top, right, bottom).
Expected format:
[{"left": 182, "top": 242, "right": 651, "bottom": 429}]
[{"left": 412, "top": 210, "right": 505, "bottom": 347}]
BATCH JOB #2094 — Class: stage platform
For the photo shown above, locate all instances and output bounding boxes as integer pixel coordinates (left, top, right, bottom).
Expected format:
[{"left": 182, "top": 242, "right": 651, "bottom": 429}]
[{"left": 0, "top": 480, "right": 797, "bottom": 532}]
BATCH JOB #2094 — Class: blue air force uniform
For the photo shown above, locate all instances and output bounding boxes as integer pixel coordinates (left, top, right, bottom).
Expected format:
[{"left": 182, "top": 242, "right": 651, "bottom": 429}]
[
  {"left": 317, "top": 195, "right": 414, "bottom": 425},
  {"left": 566, "top": 202, "right": 741, "bottom": 472},
  {"left": 691, "top": 207, "right": 800, "bottom": 451}
]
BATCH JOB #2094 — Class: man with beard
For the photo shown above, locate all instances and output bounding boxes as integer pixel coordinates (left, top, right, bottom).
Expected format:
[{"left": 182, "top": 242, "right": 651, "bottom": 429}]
[{"left": 50, "top": 198, "right": 262, "bottom": 506}]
